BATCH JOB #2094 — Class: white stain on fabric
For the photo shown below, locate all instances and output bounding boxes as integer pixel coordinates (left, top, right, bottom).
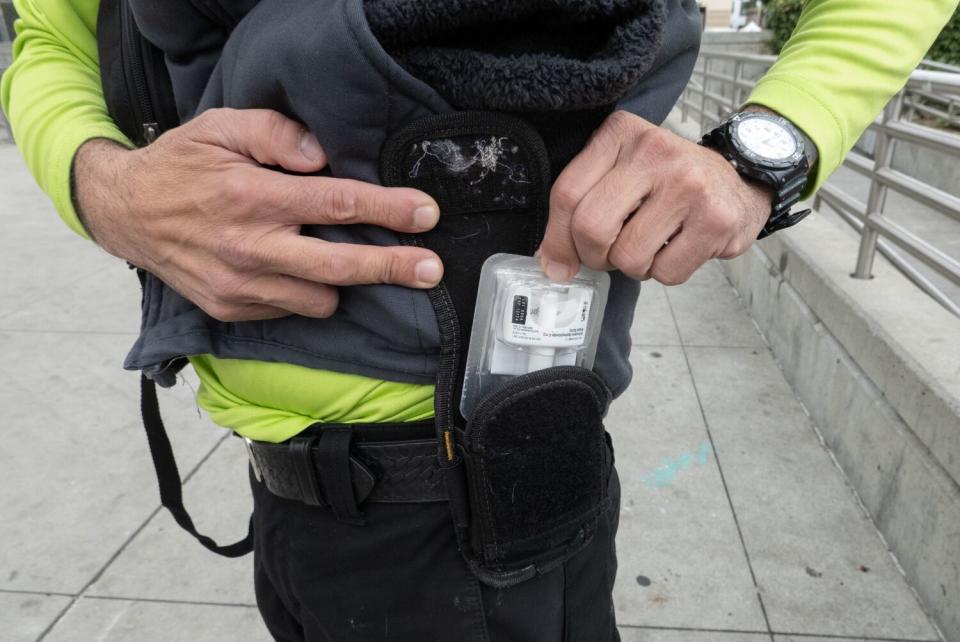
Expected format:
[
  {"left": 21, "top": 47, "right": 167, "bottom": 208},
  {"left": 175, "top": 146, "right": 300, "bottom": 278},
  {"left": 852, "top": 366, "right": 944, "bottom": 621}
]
[{"left": 410, "top": 136, "right": 531, "bottom": 185}]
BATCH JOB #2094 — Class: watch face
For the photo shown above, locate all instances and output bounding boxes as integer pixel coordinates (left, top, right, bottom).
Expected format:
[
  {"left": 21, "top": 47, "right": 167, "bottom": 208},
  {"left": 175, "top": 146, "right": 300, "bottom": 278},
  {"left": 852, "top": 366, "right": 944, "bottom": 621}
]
[{"left": 733, "top": 115, "right": 798, "bottom": 162}]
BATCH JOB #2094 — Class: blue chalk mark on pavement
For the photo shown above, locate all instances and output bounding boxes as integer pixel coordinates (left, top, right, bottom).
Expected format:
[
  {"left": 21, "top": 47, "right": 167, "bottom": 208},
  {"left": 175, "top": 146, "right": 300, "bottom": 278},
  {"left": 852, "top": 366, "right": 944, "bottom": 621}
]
[{"left": 640, "top": 441, "right": 713, "bottom": 489}]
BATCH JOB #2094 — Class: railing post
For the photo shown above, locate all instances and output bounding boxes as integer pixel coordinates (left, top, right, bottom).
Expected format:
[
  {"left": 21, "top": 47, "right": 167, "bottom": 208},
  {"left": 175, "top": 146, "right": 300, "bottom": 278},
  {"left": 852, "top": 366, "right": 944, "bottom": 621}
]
[
  {"left": 700, "top": 56, "right": 710, "bottom": 134},
  {"left": 733, "top": 61, "right": 744, "bottom": 111},
  {"left": 682, "top": 57, "right": 696, "bottom": 123},
  {"left": 903, "top": 92, "right": 916, "bottom": 123},
  {"left": 0, "top": 9, "right": 10, "bottom": 42},
  {"left": 853, "top": 92, "right": 904, "bottom": 279}
]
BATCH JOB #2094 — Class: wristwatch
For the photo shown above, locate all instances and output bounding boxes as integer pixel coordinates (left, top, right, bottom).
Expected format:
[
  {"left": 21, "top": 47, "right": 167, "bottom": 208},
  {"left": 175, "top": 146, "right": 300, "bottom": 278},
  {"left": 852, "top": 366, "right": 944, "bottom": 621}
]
[{"left": 700, "top": 110, "right": 814, "bottom": 239}]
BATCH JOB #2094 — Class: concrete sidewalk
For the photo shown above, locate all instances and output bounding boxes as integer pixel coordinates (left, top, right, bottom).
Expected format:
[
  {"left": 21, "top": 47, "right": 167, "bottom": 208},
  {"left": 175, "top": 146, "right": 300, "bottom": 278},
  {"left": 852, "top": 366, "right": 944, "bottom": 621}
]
[{"left": 0, "top": 144, "right": 944, "bottom": 642}]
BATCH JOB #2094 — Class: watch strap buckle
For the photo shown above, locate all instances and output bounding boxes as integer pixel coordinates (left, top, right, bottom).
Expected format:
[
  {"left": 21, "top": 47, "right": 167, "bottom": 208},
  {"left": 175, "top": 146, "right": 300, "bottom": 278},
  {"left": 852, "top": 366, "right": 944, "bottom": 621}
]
[{"left": 759, "top": 208, "right": 812, "bottom": 239}]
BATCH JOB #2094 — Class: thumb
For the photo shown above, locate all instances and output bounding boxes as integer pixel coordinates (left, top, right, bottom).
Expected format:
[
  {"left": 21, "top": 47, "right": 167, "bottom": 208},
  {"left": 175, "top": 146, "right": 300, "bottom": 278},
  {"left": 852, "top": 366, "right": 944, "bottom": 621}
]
[
  {"left": 537, "top": 189, "right": 582, "bottom": 283},
  {"left": 189, "top": 108, "right": 328, "bottom": 173}
]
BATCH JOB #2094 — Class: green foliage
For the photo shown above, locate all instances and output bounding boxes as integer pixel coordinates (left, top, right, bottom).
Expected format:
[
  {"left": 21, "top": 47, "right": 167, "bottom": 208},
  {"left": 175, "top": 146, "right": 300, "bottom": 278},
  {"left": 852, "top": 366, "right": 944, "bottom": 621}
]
[
  {"left": 927, "top": 7, "right": 960, "bottom": 67},
  {"left": 764, "top": 0, "right": 805, "bottom": 54}
]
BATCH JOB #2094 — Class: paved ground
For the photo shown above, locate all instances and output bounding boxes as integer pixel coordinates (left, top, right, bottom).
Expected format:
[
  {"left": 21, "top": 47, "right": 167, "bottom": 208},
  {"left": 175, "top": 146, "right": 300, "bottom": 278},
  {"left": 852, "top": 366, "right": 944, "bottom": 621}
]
[{"left": 0, "top": 143, "right": 945, "bottom": 642}]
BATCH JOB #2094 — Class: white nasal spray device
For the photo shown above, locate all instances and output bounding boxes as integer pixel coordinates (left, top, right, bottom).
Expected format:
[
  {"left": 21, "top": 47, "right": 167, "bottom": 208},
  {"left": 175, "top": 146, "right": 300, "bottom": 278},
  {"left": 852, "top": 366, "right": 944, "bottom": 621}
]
[
  {"left": 461, "top": 254, "right": 610, "bottom": 418},
  {"left": 489, "top": 282, "right": 594, "bottom": 375}
]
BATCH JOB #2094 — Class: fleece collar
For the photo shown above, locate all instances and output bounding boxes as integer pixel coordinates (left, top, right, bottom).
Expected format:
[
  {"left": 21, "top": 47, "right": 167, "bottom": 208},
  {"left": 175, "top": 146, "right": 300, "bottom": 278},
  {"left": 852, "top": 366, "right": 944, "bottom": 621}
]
[{"left": 364, "top": 0, "right": 667, "bottom": 112}]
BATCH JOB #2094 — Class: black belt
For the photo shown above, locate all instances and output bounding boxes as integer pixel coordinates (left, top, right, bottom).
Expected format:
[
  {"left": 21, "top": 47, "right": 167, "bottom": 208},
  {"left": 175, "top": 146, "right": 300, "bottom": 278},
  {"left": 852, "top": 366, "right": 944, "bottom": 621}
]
[{"left": 245, "top": 421, "right": 446, "bottom": 522}]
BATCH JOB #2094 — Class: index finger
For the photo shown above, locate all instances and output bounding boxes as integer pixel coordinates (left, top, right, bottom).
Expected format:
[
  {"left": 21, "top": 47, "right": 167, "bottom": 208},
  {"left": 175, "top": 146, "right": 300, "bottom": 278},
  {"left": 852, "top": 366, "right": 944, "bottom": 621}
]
[
  {"left": 253, "top": 171, "right": 441, "bottom": 233},
  {"left": 539, "top": 111, "right": 648, "bottom": 280}
]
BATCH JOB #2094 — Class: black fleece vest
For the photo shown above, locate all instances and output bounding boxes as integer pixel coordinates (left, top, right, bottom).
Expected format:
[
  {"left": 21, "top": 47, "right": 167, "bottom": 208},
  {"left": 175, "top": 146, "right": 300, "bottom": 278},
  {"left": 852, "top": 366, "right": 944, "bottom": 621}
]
[{"left": 123, "top": 0, "right": 702, "bottom": 398}]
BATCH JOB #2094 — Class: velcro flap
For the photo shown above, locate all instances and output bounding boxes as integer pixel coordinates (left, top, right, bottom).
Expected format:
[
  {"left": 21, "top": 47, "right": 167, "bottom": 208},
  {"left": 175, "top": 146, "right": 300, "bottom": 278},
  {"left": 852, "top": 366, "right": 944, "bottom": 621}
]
[{"left": 464, "top": 366, "right": 611, "bottom": 572}]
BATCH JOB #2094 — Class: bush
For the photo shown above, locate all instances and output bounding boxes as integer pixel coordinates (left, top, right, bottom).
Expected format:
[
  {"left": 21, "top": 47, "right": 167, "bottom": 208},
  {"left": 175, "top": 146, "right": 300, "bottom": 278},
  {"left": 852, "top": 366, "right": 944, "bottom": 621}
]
[
  {"left": 927, "top": 7, "right": 960, "bottom": 66},
  {"left": 764, "top": 0, "right": 805, "bottom": 54}
]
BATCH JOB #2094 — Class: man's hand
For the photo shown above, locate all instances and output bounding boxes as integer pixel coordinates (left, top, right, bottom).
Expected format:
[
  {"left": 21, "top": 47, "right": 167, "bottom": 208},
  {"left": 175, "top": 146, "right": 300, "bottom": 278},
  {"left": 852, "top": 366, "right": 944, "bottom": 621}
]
[
  {"left": 74, "top": 108, "right": 443, "bottom": 321},
  {"left": 538, "top": 110, "right": 773, "bottom": 285}
]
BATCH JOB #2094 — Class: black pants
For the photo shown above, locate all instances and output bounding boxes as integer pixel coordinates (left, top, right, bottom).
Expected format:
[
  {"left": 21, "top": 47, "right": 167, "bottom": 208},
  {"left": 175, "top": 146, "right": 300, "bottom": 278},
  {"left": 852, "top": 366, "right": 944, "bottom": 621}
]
[{"left": 250, "top": 463, "right": 621, "bottom": 641}]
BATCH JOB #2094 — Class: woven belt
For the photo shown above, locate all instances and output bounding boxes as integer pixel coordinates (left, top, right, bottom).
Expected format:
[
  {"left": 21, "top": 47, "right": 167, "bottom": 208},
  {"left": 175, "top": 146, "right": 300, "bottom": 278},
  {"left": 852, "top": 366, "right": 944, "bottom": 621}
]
[{"left": 245, "top": 421, "right": 446, "bottom": 517}]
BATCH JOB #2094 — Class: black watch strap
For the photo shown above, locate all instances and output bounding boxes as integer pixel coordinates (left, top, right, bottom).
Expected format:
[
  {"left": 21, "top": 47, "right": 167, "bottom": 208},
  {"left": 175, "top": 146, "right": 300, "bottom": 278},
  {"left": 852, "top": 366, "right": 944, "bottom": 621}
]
[{"left": 759, "top": 171, "right": 811, "bottom": 239}]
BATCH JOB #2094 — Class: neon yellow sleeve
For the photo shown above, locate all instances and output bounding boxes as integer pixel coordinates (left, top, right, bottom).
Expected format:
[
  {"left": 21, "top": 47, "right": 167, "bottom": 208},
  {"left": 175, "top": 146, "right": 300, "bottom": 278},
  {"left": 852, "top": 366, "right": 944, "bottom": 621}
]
[
  {"left": 748, "top": 0, "right": 959, "bottom": 195},
  {"left": 0, "top": 0, "right": 130, "bottom": 239}
]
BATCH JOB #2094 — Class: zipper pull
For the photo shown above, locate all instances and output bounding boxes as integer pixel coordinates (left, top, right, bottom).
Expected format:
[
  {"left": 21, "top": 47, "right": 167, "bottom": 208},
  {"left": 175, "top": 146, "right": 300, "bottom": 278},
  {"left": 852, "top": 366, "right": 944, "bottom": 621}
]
[{"left": 142, "top": 122, "right": 159, "bottom": 144}]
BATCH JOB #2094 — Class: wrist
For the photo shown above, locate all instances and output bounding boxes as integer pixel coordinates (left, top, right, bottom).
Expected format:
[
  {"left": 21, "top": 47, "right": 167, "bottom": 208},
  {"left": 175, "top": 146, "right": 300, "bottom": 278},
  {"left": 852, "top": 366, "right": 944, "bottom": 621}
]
[{"left": 72, "top": 138, "right": 138, "bottom": 253}]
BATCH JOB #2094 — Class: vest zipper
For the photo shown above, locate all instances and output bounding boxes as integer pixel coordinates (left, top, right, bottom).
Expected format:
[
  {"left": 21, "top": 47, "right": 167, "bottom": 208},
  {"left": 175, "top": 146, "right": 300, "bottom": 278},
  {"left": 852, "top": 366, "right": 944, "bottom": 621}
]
[{"left": 119, "top": 0, "right": 159, "bottom": 144}]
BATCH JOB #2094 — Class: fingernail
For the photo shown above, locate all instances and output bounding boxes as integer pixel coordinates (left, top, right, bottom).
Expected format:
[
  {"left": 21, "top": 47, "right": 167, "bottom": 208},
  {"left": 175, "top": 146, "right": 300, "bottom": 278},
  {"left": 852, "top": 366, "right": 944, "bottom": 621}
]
[
  {"left": 299, "top": 131, "right": 325, "bottom": 162},
  {"left": 416, "top": 258, "right": 443, "bottom": 284},
  {"left": 543, "top": 260, "right": 571, "bottom": 282},
  {"left": 414, "top": 205, "right": 439, "bottom": 229}
]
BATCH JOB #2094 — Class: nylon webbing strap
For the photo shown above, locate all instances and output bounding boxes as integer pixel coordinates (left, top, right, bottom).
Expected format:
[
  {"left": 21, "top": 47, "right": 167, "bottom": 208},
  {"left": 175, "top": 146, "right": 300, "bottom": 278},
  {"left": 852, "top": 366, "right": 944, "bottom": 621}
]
[{"left": 140, "top": 374, "right": 253, "bottom": 557}]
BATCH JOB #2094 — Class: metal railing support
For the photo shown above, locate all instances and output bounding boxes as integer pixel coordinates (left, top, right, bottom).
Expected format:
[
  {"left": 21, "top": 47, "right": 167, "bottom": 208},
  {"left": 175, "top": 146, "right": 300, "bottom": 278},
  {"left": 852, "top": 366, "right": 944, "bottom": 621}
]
[
  {"left": 733, "top": 60, "right": 744, "bottom": 109},
  {"left": 0, "top": 8, "right": 10, "bottom": 43},
  {"left": 919, "top": 58, "right": 960, "bottom": 74},
  {"left": 853, "top": 94, "right": 903, "bottom": 279},
  {"left": 681, "top": 82, "right": 690, "bottom": 122},
  {"left": 700, "top": 58, "right": 709, "bottom": 132}
]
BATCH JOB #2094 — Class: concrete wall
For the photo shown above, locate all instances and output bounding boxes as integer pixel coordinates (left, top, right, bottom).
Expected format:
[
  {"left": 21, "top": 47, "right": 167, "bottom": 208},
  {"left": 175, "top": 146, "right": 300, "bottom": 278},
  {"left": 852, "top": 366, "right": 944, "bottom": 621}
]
[{"left": 668, "top": 108, "right": 960, "bottom": 641}]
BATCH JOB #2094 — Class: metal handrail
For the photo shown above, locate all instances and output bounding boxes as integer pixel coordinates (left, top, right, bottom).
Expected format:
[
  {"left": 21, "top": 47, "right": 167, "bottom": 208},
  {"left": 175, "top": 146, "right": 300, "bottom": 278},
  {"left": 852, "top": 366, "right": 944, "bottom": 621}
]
[
  {"left": 904, "top": 69, "right": 960, "bottom": 129},
  {"left": 680, "top": 48, "right": 960, "bottom": 316},
  {"left": 919, "top": 59, "right": 960, "bottom": 74}
]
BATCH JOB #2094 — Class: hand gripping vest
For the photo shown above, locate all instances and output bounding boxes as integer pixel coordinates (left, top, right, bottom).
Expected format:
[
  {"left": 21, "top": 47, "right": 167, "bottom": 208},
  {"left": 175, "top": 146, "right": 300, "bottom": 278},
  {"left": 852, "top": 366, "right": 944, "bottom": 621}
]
[{"left": 100, "top": 0, "right": 703, "bottom": 580}]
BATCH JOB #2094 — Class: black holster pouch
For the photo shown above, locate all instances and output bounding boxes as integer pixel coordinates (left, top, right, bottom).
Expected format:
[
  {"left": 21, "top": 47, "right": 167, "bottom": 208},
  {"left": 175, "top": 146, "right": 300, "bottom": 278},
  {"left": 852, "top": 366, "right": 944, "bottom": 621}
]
[
  {"left": 381, "top": 110, "right": 614, "bottom": 588},
  {"left": 460, "top": 366, "right": 613, "bottom": 586}
]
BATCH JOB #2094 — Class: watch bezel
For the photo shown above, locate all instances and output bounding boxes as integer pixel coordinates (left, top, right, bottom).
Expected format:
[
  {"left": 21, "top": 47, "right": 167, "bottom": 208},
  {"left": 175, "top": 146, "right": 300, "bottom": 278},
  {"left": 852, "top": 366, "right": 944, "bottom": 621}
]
[{"left": 728, "top": 112, "right": 806, "bottom": 170}]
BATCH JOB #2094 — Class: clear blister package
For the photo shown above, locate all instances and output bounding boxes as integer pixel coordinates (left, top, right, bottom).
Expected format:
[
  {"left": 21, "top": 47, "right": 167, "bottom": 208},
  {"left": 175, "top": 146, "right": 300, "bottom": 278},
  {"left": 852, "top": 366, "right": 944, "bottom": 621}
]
[{"left": 460, "top": 254, "right": 610, "bottom": 418}]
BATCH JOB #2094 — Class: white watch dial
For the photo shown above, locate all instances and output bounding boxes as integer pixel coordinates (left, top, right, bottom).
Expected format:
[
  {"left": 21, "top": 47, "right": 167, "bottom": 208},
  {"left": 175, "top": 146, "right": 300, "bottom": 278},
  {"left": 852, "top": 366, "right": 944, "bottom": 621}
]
[{"left": 735, "top": 117, "right": 797, "bottom": 161}]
